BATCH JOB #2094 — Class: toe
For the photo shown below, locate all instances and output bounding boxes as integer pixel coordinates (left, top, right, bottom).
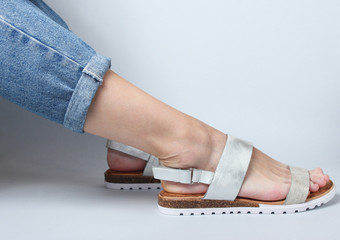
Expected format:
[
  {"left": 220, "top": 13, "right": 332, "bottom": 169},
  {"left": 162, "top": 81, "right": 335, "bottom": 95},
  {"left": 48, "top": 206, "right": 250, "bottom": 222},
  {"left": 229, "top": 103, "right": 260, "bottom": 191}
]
[
  {"left": 324, "top": 174, "right": 330, "bottom": 182},
  {"left": 311, "top": 174, "right": 327, "bottom": 187},
  {"left": 310, "top": 168, "right": 324, "bottom": 177},
  {"left": 314, "top": 168, "right": 324, "bottom": 174},
  {"left": 309, "top": 168, "right": 329, "bottom": 188},
  {"left": 310, "top": 181, "right": 320, "bottom": 192}
]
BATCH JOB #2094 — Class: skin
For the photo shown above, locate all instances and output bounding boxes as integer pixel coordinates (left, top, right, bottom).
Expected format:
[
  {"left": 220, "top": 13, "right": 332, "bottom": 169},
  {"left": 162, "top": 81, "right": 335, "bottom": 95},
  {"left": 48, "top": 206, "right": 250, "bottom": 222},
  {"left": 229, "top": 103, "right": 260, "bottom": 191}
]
[{"left": 84, "top": 70, "right": 330, "bottom": 201}]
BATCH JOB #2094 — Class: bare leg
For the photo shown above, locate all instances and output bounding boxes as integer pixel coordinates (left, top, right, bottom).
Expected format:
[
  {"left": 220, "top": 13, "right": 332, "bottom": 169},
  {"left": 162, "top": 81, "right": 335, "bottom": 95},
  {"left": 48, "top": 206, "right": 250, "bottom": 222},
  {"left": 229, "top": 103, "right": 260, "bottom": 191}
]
[{"left": 85, "top": 70, "right": 329, "bottom": 201}]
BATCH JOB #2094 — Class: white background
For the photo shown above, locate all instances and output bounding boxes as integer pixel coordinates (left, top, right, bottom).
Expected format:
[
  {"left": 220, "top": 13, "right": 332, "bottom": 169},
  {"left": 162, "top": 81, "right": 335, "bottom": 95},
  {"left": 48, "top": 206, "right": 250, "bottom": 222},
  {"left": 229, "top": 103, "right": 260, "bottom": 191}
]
[{"left": 0, "top": 0, "right": 339, "bottom": 239}]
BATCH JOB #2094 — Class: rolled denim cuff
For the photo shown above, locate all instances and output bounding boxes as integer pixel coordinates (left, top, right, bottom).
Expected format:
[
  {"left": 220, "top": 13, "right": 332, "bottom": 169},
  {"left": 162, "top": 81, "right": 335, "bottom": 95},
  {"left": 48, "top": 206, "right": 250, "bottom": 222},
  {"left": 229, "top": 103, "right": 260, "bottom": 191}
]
[{"left": 64, "top": 53, "right": 111, "bottom": 133}]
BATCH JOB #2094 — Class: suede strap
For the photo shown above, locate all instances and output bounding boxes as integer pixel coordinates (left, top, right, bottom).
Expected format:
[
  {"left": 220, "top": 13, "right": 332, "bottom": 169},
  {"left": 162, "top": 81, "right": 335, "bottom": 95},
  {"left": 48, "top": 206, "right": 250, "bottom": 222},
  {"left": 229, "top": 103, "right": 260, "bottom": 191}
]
[
  {"left": 106, "top": 140, "right": 159, "bottom": 176},
  {"left": 203, "top": 135, "right": 253, "bottom": 200},
  {"left": 152, "top": 166, "right": 215, "bottom": 184},
  {"left": 284, "top": 166, "right": 310, "bottom": 205},
  {"left": 153, "top": 135, "right": 253, "bottom": 201}
]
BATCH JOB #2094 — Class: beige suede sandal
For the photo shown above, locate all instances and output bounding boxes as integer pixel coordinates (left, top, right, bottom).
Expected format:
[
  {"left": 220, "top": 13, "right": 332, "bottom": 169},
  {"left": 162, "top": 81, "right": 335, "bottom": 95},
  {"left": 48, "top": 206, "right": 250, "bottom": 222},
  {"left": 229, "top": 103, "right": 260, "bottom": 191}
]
[
  {"left": 152, "top": 135, "right": 336, "bottom": 215},
  {"left": 105, "top": 140, "right": 161, "bottom": 190}
]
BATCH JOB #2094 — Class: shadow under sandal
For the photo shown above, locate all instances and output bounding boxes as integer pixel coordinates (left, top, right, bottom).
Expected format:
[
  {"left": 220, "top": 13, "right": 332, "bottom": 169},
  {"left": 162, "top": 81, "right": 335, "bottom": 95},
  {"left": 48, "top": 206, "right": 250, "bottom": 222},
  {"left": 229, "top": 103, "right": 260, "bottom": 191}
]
[
  {"left": 152, "top": 135, "right": 336, "bottom": 216},
  {"left": 105, "top": 140, "right": 161, "bottom": 190}
]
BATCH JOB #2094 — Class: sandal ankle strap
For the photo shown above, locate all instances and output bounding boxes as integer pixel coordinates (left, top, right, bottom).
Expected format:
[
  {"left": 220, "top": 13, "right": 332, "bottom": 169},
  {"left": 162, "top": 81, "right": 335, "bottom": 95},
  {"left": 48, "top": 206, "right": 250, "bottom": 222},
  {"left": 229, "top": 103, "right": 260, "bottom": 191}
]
[
  {"left": 152, "top": 166, "right": 215, "bottom": 184},
  {"left": 106, "top": 140, "right": 159, "bottom": 176}
]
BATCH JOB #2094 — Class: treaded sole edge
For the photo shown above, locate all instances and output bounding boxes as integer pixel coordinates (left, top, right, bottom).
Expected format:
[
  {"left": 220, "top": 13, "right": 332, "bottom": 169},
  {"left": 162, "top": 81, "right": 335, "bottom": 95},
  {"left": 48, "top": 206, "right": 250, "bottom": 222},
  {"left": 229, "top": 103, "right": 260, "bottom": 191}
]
[{"left": 105, "top": 181, "right": 162, "bottom": 190}]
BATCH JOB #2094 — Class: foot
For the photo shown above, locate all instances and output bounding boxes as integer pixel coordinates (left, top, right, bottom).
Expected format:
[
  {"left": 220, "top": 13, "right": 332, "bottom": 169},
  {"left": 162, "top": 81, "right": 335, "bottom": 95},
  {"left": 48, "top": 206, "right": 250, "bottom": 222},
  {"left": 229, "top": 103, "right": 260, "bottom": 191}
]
[
  {"left": 107, "top": 128, "right": 330, "bottom": 201},
  {"left": 107, "top": 148, "right": 146, "bottom": 172}
]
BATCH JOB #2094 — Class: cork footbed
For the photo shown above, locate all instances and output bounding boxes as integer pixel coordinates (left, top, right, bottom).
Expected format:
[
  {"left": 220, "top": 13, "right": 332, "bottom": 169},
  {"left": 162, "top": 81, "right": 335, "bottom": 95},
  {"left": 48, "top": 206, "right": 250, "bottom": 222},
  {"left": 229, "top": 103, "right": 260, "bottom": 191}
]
[
  {"left": 104, "top": 169, "right": 160, "bottom": 184},
  {"left": 158, "top": 180, "right": 334, "bottom": 209}
]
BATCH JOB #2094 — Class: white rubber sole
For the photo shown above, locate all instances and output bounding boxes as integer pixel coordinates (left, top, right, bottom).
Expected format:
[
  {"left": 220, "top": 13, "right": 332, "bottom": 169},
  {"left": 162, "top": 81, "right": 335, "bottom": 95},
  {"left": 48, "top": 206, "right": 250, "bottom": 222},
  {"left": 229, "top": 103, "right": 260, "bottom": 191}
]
[
  {"left": 105, "top": 181, "right": 162, "bottom": 190},
  {"left": 158, "top": 184, "right": 336, "bottom": 216}
]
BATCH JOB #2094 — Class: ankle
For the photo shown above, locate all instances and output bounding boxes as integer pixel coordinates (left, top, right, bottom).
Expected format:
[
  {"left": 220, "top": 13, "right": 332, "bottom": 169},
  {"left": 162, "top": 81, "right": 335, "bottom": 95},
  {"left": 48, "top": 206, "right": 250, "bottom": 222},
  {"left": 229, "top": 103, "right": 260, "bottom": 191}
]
[{"left": 157, "top": 119, "right": 226, "bottom": 172}]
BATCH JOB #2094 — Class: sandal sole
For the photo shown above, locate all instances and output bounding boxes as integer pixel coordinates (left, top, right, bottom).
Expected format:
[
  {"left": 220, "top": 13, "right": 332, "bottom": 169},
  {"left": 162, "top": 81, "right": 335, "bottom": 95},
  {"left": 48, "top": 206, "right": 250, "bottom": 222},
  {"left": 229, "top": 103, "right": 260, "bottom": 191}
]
[
  {"left": 158, "top": 181, "right": 335, "bottom": 216},
  {"left": 104, "top": 169, "right": 162, "bottom": 190}
]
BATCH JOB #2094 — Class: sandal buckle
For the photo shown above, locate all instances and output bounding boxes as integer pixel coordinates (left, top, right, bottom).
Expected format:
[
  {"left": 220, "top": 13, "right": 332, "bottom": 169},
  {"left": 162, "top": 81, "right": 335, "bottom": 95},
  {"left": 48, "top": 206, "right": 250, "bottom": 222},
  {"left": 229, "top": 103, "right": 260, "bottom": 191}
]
[{"left": 189, "top": 168, "right": 196, "bottom": 184}]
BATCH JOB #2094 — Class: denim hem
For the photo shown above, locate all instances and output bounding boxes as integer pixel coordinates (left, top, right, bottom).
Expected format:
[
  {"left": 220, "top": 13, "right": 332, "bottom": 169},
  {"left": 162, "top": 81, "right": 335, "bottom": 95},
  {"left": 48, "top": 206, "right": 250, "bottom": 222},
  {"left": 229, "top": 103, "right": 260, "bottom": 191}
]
[{"left": 63, "top": 53, "right": 111, "bottom": 133}]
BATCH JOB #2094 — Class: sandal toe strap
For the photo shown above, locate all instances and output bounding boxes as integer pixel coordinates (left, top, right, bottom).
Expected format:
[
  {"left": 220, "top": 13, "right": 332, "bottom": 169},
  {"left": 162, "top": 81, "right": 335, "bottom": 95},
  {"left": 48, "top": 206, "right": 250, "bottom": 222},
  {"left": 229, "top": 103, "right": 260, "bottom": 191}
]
[{"left": 284, "top": 166, "right": 310, "bottom": 205}]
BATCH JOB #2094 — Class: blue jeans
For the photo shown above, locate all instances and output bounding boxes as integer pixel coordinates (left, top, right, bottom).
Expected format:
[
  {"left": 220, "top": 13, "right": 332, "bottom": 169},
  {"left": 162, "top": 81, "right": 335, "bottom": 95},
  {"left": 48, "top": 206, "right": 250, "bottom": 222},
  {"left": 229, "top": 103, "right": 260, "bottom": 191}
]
[{"left": 0, "top": 0, "right": 111, "bottom": 133}]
